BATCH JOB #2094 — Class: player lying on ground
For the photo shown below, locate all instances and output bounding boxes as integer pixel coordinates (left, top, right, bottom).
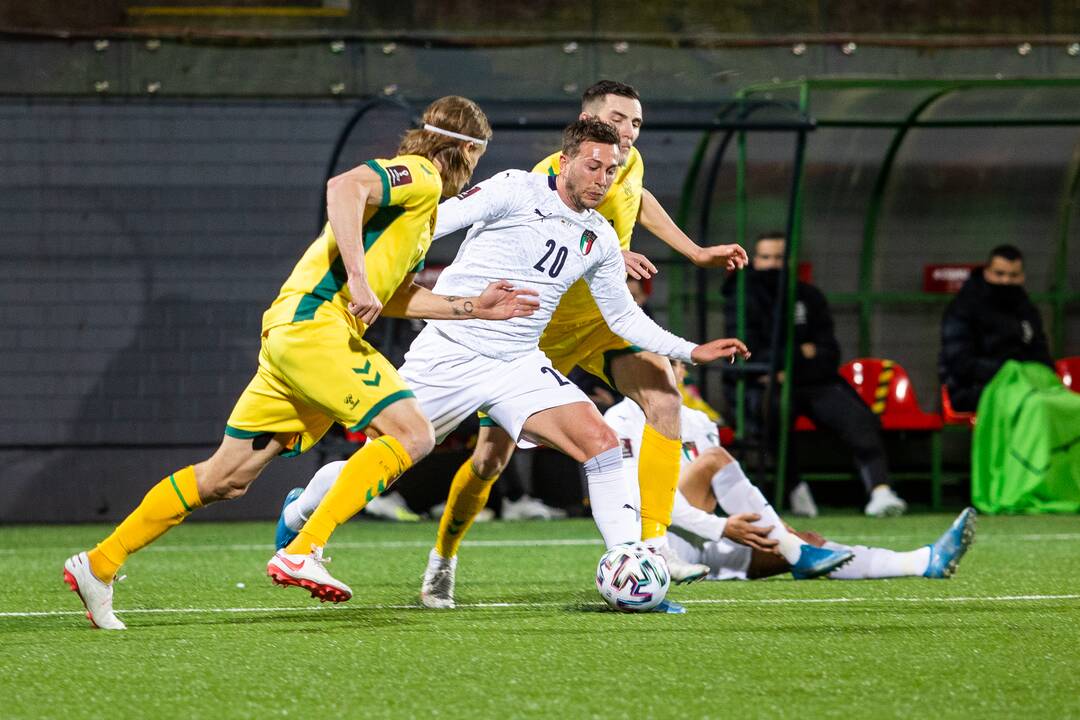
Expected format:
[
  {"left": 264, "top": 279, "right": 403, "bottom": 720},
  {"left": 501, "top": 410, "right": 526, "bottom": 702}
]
[
  {"left": 62, "top": 97, "right": 541, "bottom": 630},
  {"left": 417, "top": 80, "right": 752, "bottom": 610},
  {"left": 272, "top": 119, "right": 854, "bottom": 610},
  {"left": 605, "top": 363, "right": 976, "bottom": 582}
]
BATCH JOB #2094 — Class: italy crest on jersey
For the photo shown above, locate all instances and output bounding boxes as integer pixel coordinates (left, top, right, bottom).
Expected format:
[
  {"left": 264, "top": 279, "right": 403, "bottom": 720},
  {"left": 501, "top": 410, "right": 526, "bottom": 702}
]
[
  {"left": 580, "top": 229, "right": 597, "bottom": 255},
  {"left": 681, "top": 441, "right": 699, "bottom": 462}
]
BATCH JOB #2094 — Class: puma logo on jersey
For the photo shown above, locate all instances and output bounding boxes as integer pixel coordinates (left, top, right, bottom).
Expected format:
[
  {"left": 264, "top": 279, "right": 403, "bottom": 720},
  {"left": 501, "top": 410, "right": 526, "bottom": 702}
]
[
  {"left": 386, "top": 165, "right": 413, "bottom": 187},
  {"left": 534, "top": 208, "right": 552, "bottom": 220}
]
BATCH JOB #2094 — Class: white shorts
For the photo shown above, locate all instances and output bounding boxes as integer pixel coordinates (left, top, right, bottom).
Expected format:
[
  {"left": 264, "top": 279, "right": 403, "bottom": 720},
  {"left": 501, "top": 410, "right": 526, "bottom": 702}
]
[
  {"left": 400, "top": 326, "right": 593, "bottom": 445},
  {"left": 668, "top": 529, "right": 753, "bottom": 581}
]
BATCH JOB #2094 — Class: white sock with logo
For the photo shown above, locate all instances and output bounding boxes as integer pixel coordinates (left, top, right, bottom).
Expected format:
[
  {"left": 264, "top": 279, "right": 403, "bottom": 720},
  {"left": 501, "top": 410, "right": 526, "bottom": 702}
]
[{"left": 585, "top": 447, "right": 640, "bottom": 549}]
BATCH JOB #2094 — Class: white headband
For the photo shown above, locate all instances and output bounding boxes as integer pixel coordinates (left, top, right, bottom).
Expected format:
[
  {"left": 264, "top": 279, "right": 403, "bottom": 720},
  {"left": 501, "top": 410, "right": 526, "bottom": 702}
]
[{"left": 423, "top": 123, "right": 488, "bottom": 146}]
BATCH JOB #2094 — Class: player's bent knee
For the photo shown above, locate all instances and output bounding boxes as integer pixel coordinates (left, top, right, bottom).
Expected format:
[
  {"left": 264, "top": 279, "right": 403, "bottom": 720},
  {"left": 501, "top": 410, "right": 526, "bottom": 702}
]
[
  {"left": 472, "top": 446, "right": 511, "bottom": 478},
  {"left": 581, "top": 423, "right": 619, "bottom": 459},
  {"left": 198, "top": 466, "right": 257, "bottom": 502},
  {"left": 395, "top": 421, "right": 436, "bottom": 463},
  {"left": 195, "top": 448, "right": 267, "bottom": 502}
]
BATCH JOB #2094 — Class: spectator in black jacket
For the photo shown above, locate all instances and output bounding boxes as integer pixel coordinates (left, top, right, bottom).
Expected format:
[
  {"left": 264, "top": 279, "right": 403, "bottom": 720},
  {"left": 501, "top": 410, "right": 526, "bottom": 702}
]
[
  {"left": 939, "top": 244, "right": 1053, "bottom": 412},
  {"left": 724, "top": 233, "right": 907, "bottom": 517}
]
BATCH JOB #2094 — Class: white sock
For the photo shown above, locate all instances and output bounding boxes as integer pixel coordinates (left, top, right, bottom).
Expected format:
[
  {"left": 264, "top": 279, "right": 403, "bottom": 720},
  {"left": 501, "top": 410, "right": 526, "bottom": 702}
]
[
  {"left": 709, "top": 460, "right": 803, "bottom": 565},
  {"left": 584, "top": 447, "right": 640, "bottom": 548},
  {"left": 824, "top": 542, "right": 931, "bottom": 580},
  {"left": 284, "top": 460, "right": 346, "bottom": 531},
  {"left": 671, "top": 489, "right": 728, "bottom": 543}
]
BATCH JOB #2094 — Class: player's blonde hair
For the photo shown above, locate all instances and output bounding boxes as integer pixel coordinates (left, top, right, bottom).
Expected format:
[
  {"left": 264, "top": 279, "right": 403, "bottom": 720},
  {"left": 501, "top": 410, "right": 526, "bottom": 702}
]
[{"left": 398, "top": 96, "right": 492, "bottom": 197}]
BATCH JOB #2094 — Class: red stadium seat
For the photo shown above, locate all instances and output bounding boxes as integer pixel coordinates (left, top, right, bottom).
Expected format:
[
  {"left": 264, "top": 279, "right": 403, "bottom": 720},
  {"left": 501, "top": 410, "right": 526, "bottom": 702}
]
[
  {"left": 940, "top": 385, "right": 976, "bottom": 427},
  {"left": 1056, "top": 357, "right": 1080, "bottom": 393},
  {"left": 839, "top": 359, "right": 943, "bottom": 431},
  {"left": 790, "top": 358, "right": 944, "bottom": 509},
  {"left": 795, "top": 359, "right": 943, "bottom": 431}
]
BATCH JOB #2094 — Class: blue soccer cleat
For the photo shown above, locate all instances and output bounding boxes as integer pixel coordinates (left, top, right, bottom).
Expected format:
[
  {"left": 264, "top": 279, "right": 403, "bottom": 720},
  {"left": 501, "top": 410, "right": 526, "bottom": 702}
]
[
  {"left": 274, "top": 487, "right": 304, "bottom": 551},
  {"left": 649, "top": 598, "right": 687, "bottom": 614},
  {"left": 924, "top": 507, "right": 977, "bottom": 578},
  {"left": 791, "top": 543, "right": 854, "bottom": 580}
]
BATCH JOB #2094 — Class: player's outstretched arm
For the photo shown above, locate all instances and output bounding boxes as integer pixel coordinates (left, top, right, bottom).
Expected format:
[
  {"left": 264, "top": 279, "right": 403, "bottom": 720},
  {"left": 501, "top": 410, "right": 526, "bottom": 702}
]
[
  {"left": 690, "top": 337, "right": 750, "bottom": 365},
  {"left": 383, "top": 277, "right": 539, "bottom": 321},
  {"left": 589, "top": 239, "right": 751, "bottom": 364},
  {"left": 326, "top": 163, "right": 386, "bottom": 325},
  {"left": 638, "top": 188, "right": 748, "bottom": 271}
]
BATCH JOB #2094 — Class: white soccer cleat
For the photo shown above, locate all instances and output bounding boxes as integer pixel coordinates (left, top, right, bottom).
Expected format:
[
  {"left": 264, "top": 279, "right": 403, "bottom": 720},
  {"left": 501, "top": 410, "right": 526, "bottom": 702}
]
[
  {"left": 864, "top": 485, "right": 908, "bottom": 517},
  {"left": 62, "top": 552, "right": 126, "bottom": 630},
  {"left": 419, "top": 548, "right": 457, "bottom": 609},
  {"left": 429, "top": 502, "right": 494, "bottom": 523},
  {"left": 267, "top": 546, "right": 353, "bottom": 603},
  {"left": 363, "top": 491, "right": 421, "bottom": 522},
  {"left": 655, "top": 540, "right": 709, "bottom": 585},
  {"left": 789, "top": 481, "right": 819, "bottom": 518},
  {"left": 502, "top": 495, "right": 568, "bottom": 520}
]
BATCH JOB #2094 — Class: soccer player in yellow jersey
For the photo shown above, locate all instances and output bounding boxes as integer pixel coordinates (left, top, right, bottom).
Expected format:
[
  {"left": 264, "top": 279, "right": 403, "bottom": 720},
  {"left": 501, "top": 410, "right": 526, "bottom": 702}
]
[
  {"left": 422, "top": 81, "right": 749, "bottom": 610},
  {"left": 61, "top": 96, "right": 540, "bottom": 629}
]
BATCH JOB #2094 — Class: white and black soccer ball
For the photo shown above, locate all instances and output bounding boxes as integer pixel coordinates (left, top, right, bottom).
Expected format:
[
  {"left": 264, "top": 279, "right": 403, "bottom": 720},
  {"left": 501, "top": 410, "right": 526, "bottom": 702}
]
[{"left": 595, "top": 541, "right": 670, "bottom": 612}]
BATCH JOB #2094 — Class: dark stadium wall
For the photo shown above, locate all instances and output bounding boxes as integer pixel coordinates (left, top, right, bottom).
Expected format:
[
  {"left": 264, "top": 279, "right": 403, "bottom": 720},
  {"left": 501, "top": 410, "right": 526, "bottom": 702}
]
[
  {"left": 0, "top": 97, "right": 1075, "bottom": 522},
  {"left": 2, "top": 1, "right": 1079, "bottom": 521}
]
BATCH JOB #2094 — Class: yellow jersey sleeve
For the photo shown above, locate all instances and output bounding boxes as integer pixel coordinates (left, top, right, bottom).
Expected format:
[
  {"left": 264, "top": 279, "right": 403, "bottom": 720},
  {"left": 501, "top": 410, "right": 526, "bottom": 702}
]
[
  {"left": 531, "top": 147, "right": 644, "bottom": 251},
  {"left": 365, "top": 155, "right": 442, "bottom": 211},
  {"left": 261, "top": 153, "right": 441, "bottom": 334}
]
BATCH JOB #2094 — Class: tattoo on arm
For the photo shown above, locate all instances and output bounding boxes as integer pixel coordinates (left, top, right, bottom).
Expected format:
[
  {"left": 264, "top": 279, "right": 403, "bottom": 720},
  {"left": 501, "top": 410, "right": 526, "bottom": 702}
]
[{"left": 448, "top": 296, "right": 475, "bottom": 317}]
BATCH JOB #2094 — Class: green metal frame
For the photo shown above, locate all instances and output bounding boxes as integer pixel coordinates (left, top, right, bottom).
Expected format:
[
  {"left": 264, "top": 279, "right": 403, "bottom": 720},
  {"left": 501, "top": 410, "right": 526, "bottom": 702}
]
[{"left": 675, "top": 77, "right": 1080, "bottom": 510}]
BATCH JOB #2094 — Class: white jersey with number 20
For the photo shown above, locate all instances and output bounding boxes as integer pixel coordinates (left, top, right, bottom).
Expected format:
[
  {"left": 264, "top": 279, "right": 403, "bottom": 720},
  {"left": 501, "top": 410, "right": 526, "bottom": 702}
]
[{"left": 428, "top": 169, "right": 695, "bottom": 364}]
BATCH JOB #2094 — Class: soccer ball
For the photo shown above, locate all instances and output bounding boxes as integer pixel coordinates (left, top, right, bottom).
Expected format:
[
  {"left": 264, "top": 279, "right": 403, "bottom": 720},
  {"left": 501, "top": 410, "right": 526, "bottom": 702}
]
[{"left": 595, "top": 541, "right": 670, "bottom": 612}]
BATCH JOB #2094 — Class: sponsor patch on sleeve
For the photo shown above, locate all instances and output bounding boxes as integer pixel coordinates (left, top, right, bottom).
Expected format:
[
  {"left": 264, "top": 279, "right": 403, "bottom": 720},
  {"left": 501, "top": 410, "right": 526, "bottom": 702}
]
[
  {"left": 455, "top": 186, "right": 482, "bottom": 200},
  {"left": 386, "top": 165, "right": 413, "bottom": 187},
  {"left": 620, "top": 437, "right": 634, "bottom": 458}
]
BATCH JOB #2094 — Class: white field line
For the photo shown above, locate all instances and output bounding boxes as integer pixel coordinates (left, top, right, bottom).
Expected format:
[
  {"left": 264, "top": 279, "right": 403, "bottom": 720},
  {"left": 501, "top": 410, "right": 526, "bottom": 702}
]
[
  {"left": 4, "top": 532, "right": 1078, "bottom": 556},
  {"left": 3, "top": 593, "right": 1079, "bottom": 619}
]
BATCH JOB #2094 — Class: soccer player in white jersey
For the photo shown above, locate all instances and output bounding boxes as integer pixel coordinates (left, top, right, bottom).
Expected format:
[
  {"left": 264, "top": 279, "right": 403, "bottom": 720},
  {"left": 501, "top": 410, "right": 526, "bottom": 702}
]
[
  {"left": 428, "top": 81, "right": 751, "bottom": 595},
  {"left": 604, "top": 361, "right": 977, "bottom": 582},
  {"left": 267, "top": 118, "right": 767, "bottom": 603}
]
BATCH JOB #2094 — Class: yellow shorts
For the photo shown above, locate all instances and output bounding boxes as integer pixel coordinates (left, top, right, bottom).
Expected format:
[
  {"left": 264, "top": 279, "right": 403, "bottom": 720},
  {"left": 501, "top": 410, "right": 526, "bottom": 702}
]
[
  {"left": 225, "top": 317, "right": 414, "bottom": 456},
  {"left": 540, "top": 318, "right": 642, "bottom": 386}
]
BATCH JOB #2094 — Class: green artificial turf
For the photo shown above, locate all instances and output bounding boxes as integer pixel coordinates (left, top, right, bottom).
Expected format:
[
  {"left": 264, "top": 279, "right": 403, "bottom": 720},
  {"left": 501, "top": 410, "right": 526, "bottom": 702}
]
[{"left": 1, "top": 513, "right": 1078, "bottom": 719}]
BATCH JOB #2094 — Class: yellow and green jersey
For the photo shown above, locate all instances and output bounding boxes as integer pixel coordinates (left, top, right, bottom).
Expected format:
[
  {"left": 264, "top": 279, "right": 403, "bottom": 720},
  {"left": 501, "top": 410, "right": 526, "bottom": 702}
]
[
  {"left": 533, "top": 146, "right": 644, "bottom": 327},
  {"left": 262, "top": 154, "right": 442, "bottom": 335}
]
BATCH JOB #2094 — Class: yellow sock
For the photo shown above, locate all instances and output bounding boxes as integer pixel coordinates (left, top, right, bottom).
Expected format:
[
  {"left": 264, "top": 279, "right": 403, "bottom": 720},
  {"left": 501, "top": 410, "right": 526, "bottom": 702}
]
[
  {"left": 639, "top": 424, "right": 681, "bottom": 540},
  {"left": 286, "top": 436, "right": 412, "bottom": 554},
  {"left": 88, "top": 465, "right": 203, "bottom": 582},
  {"left": 435, "top": 460, "right": 499, "bottom": 559}
]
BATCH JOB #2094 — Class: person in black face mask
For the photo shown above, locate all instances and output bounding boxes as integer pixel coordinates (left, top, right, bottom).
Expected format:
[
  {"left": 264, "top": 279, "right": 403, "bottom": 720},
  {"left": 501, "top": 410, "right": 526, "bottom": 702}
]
[
  {"left": 939, "top": 244, "right": 1053, "bottom": 412},
  {"left": 723, "top": 234, "right": 908, "bottom": 517}
]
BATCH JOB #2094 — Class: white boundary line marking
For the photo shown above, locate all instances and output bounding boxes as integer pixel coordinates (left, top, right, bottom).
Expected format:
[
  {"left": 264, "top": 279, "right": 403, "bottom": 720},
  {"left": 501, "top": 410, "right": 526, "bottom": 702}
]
[
  {"left": 3, "top": 532, "right": 1078, "bottom": 556},
  {"left": 4, "top": 594, "right": 1079, "bottom": 619}
]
